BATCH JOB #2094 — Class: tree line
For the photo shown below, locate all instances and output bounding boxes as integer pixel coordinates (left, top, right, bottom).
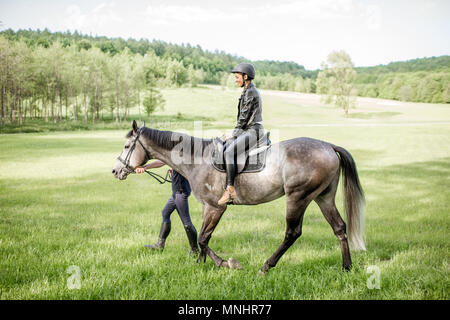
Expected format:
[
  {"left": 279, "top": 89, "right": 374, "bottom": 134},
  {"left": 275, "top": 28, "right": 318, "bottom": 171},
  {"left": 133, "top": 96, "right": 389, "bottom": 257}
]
[
  {"left": 0, "top": 29, "right": 448, "bottom": 127},
  {"left": 0, "top": 35, "right": 202, "bottom": 126},
  {"left": 0, "top": 29, "right": 316, "bottom": 82}
]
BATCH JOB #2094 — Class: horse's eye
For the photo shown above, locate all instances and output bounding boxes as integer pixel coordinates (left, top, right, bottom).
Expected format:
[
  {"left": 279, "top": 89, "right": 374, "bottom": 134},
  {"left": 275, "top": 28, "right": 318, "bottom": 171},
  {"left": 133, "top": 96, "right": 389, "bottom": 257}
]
[{"left": 124, "top": 145, "right": 130, "bottom": 149}]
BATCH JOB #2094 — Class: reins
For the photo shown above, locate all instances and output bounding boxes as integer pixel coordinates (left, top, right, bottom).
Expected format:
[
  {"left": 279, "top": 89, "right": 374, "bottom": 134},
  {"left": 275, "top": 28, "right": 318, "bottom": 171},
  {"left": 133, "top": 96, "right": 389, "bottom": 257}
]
[{"left": 144, "top": 169, "right": 172, "bottom": 184}]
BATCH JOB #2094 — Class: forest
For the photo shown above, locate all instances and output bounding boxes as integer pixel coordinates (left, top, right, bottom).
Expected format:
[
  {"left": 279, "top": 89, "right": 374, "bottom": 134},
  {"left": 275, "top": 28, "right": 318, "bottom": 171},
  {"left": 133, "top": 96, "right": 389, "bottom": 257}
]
[
  {"left": 354, "top": 56, "right": 450, "bottom": 103},
  {"left": 0, "top": 29, "right": 448, "bottom": 126}
]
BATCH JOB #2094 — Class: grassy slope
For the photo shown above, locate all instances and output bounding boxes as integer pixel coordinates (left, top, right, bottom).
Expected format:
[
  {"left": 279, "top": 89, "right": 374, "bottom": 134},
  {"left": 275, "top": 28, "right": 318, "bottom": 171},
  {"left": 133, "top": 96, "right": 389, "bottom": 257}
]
[{"left": 0, "top": 87, "right": 449, "bottom": 299}]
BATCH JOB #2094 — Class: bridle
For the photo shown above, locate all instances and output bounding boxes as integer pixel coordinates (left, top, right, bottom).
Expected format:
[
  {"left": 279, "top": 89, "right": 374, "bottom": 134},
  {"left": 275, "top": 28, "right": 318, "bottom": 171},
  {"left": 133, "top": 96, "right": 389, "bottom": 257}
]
[
  {"left": 116, "top": 128, "right": 172, "bottom": 184},
  {"left": 117, "top": 128, "right": 152, "bottom": 174}
]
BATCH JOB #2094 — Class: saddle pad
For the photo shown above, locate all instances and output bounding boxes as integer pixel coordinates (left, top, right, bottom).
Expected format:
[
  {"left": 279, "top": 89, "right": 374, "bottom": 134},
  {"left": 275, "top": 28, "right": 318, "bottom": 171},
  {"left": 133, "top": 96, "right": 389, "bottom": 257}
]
[{"left": 210, "top": 133, "right": 271, "bottom": 173}]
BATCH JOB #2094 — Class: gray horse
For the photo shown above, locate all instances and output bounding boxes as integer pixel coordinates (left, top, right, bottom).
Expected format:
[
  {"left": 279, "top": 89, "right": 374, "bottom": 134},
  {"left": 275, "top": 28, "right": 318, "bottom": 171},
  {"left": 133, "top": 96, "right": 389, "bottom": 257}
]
[{"left": 112, "top": 121, "right": 366, "bottom": 274}]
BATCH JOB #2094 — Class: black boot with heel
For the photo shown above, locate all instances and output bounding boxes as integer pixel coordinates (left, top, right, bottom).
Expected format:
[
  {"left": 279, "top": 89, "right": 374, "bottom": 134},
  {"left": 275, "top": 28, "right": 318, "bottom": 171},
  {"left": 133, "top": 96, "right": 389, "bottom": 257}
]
[{"left": 145, "top": 222, "right": 171, "bottom": 251}]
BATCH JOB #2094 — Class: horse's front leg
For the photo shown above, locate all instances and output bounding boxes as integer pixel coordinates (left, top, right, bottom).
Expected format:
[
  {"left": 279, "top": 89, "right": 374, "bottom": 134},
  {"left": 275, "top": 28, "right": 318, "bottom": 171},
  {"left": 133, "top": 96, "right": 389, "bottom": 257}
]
[
  {"left": 197, "top": 204, "right": 241, "bottom": 269},
  {"left": 196, "top": 240, "right": 207, "bottom": 264}
]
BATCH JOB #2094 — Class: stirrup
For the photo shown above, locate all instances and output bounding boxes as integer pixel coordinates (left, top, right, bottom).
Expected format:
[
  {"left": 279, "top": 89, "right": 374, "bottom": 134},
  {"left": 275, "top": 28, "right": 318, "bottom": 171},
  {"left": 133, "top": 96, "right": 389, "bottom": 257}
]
[
  {"left": 225, "top": 188, "right": 235, "bottom": 205},
  {"left": 218, "top": 188, "right": 235, "bottom": 206}
]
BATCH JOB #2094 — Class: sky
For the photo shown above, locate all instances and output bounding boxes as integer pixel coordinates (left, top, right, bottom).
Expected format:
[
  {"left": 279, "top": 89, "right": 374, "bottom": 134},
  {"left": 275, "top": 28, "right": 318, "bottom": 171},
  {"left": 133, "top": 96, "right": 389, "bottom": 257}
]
[{"left": 1, "top": 0, "right": 449, "bottom": 70}]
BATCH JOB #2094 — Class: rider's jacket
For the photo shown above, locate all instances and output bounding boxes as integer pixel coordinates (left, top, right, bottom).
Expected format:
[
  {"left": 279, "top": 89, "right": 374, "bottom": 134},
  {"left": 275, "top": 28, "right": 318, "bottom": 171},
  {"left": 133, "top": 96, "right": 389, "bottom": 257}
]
[{"left": 232, "top": 82, "right": 263, "bottom": 137}]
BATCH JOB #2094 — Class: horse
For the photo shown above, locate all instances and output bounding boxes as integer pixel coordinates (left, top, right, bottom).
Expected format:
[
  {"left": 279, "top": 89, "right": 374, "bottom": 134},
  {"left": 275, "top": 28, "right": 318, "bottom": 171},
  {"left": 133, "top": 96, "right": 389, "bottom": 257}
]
[{"left": 112, "top": 120, "right": 366, "bottom": 274}]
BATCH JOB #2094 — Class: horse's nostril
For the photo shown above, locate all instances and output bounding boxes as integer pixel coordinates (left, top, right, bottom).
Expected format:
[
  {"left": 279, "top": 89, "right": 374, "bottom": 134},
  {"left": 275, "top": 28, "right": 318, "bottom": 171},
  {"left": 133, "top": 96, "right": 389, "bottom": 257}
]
[{"left": 112, "top": 169, "right": 116, "bottom": 174}]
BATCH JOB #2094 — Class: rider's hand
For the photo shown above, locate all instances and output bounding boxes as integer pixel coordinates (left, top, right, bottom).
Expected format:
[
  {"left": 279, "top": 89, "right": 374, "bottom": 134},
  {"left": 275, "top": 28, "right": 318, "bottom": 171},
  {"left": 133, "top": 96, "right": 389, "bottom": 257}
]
[{"left": 135, "top": 166, "right": 146, "bottom": 173}]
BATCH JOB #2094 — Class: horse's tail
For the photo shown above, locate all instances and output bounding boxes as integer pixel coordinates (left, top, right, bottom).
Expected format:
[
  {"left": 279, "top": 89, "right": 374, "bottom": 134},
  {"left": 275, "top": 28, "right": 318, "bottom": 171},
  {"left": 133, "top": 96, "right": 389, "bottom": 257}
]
[{"left": 333, "top": 145, "right": 366, "bottom": 251}]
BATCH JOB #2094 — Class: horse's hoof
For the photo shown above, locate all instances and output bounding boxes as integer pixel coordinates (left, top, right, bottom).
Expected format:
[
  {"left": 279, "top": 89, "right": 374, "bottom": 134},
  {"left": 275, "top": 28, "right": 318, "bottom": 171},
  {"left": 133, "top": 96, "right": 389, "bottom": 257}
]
[
  {"left": 343, "top": 264, "right": 352, "bottom": 272},
  {"left": 196, "top": 253, "right": 206, "bottom": 264},
  {"left": 227, "top": 258, "right": 242, "bottom": 270},
  {"left": 257, "top": 269, "right": 268, "bottom": 276},
  {"left": 258, "top": 263, "right": 270, "bottom": 276}
]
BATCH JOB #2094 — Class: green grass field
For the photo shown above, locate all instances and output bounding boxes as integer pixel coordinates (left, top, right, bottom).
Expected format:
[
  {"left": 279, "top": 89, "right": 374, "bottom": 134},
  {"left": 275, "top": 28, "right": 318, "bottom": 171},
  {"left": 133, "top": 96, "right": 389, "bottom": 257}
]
[{"left": 0, "top": 86, "right": 449, "bottom": 299}]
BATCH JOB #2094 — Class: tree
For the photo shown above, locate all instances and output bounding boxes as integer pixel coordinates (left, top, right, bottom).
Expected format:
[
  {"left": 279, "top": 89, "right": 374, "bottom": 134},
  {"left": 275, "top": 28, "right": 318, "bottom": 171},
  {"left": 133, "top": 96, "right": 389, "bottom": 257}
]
[
  {"left": 316, "top": 50, "right": 357, "bottom": 115},
  {"left": 397, "top": 85, "right": 413, "bottom": 102},
  {"left": 142, "top": 87, "right": 165, "bottom": 121},
  {"left": 166, "top": 59, "right": 187, "bottom": 87},
  {"left": 187, "top": 64, "right": 204, "bottom": 87}
]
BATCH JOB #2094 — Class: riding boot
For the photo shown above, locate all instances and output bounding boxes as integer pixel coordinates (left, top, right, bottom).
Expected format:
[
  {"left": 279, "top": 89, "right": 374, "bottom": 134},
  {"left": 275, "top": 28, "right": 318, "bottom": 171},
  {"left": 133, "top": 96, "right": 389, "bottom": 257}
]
[
  {"left": 145, "top": 222, "right": 171, "bottom": 251},
  {"left": 218, "top": 162, "right": 237, "bottom": 205},
  {"left": 184, "top": 224, "right": 199, "bottom": 255},
  {"left": 218, "top": 185, "right": 237, "bottom": 206},
  {"left": 225, "top": 163, "right": 236, "bottom": 187}
]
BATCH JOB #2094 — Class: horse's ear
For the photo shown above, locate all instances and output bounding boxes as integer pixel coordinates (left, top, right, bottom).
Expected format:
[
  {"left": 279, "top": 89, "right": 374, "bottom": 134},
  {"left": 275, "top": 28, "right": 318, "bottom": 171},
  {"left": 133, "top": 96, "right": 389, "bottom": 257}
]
[
  {"left": 132, "top": 120, "right": 138, "bottom": 134},
  {"left": 141, "top": 121, "right": 146, "bottom": 129}
]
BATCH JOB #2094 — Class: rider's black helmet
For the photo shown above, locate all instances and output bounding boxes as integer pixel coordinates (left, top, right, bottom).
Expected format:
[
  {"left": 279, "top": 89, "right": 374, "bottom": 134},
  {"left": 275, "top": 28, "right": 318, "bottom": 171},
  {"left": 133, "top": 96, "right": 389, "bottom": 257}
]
[{"left": 231, "top": 63, "right": 256, "bottom": 80}]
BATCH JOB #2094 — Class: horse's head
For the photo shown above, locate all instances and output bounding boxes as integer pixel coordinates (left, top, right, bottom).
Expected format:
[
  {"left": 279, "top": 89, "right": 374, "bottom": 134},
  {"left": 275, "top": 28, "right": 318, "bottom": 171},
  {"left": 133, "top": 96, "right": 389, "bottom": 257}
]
[{"left": 112, "top": 120, "right": 150, "bottom": 180}]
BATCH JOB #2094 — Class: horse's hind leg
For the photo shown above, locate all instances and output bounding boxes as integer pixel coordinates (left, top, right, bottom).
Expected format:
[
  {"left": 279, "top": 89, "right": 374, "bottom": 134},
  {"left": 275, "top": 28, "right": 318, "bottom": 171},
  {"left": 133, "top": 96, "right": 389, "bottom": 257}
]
[
  {"left": 259, "top": 191, "right": 309, "bottom": 275},
  {"left": 315, "top": 176, "right": 352, "bottom": 271}
]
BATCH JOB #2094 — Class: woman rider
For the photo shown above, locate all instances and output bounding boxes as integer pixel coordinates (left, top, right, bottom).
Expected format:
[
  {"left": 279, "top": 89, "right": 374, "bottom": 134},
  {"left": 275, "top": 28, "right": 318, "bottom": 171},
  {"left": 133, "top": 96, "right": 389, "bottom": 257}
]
[{"left": 218, "top": 63, "right": 264, "bottom": 206}]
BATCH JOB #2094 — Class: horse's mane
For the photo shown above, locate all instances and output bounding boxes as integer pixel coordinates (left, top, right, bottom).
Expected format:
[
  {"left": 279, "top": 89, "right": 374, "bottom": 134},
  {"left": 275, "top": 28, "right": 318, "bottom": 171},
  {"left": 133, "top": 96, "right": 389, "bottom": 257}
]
[{"left": 127, "top": 127, "right": 213, "bottom": 155}]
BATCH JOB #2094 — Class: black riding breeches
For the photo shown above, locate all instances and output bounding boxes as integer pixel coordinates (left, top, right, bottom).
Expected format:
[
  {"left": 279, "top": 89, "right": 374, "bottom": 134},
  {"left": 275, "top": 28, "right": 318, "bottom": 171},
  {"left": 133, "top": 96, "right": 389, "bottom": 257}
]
[
  {"left": 223, "top": 127, "right": 262, "bottom": 186},
  {"left": 161, "top": 192, "right": 194, "bottom": 228}
]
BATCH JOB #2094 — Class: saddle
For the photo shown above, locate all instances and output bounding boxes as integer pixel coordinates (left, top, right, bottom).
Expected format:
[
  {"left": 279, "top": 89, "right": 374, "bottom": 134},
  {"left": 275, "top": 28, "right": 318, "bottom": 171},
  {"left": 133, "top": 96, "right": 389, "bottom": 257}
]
[{"left": 211, "top": 132, "right": 271, "bottom": 173}]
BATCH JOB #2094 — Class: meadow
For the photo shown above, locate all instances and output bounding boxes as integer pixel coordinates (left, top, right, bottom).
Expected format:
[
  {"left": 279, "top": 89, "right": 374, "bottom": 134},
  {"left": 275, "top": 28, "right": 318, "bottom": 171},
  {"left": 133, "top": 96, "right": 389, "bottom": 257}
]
[{"left": 0, "top": 86, "right": 449, "bottom": 299}]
